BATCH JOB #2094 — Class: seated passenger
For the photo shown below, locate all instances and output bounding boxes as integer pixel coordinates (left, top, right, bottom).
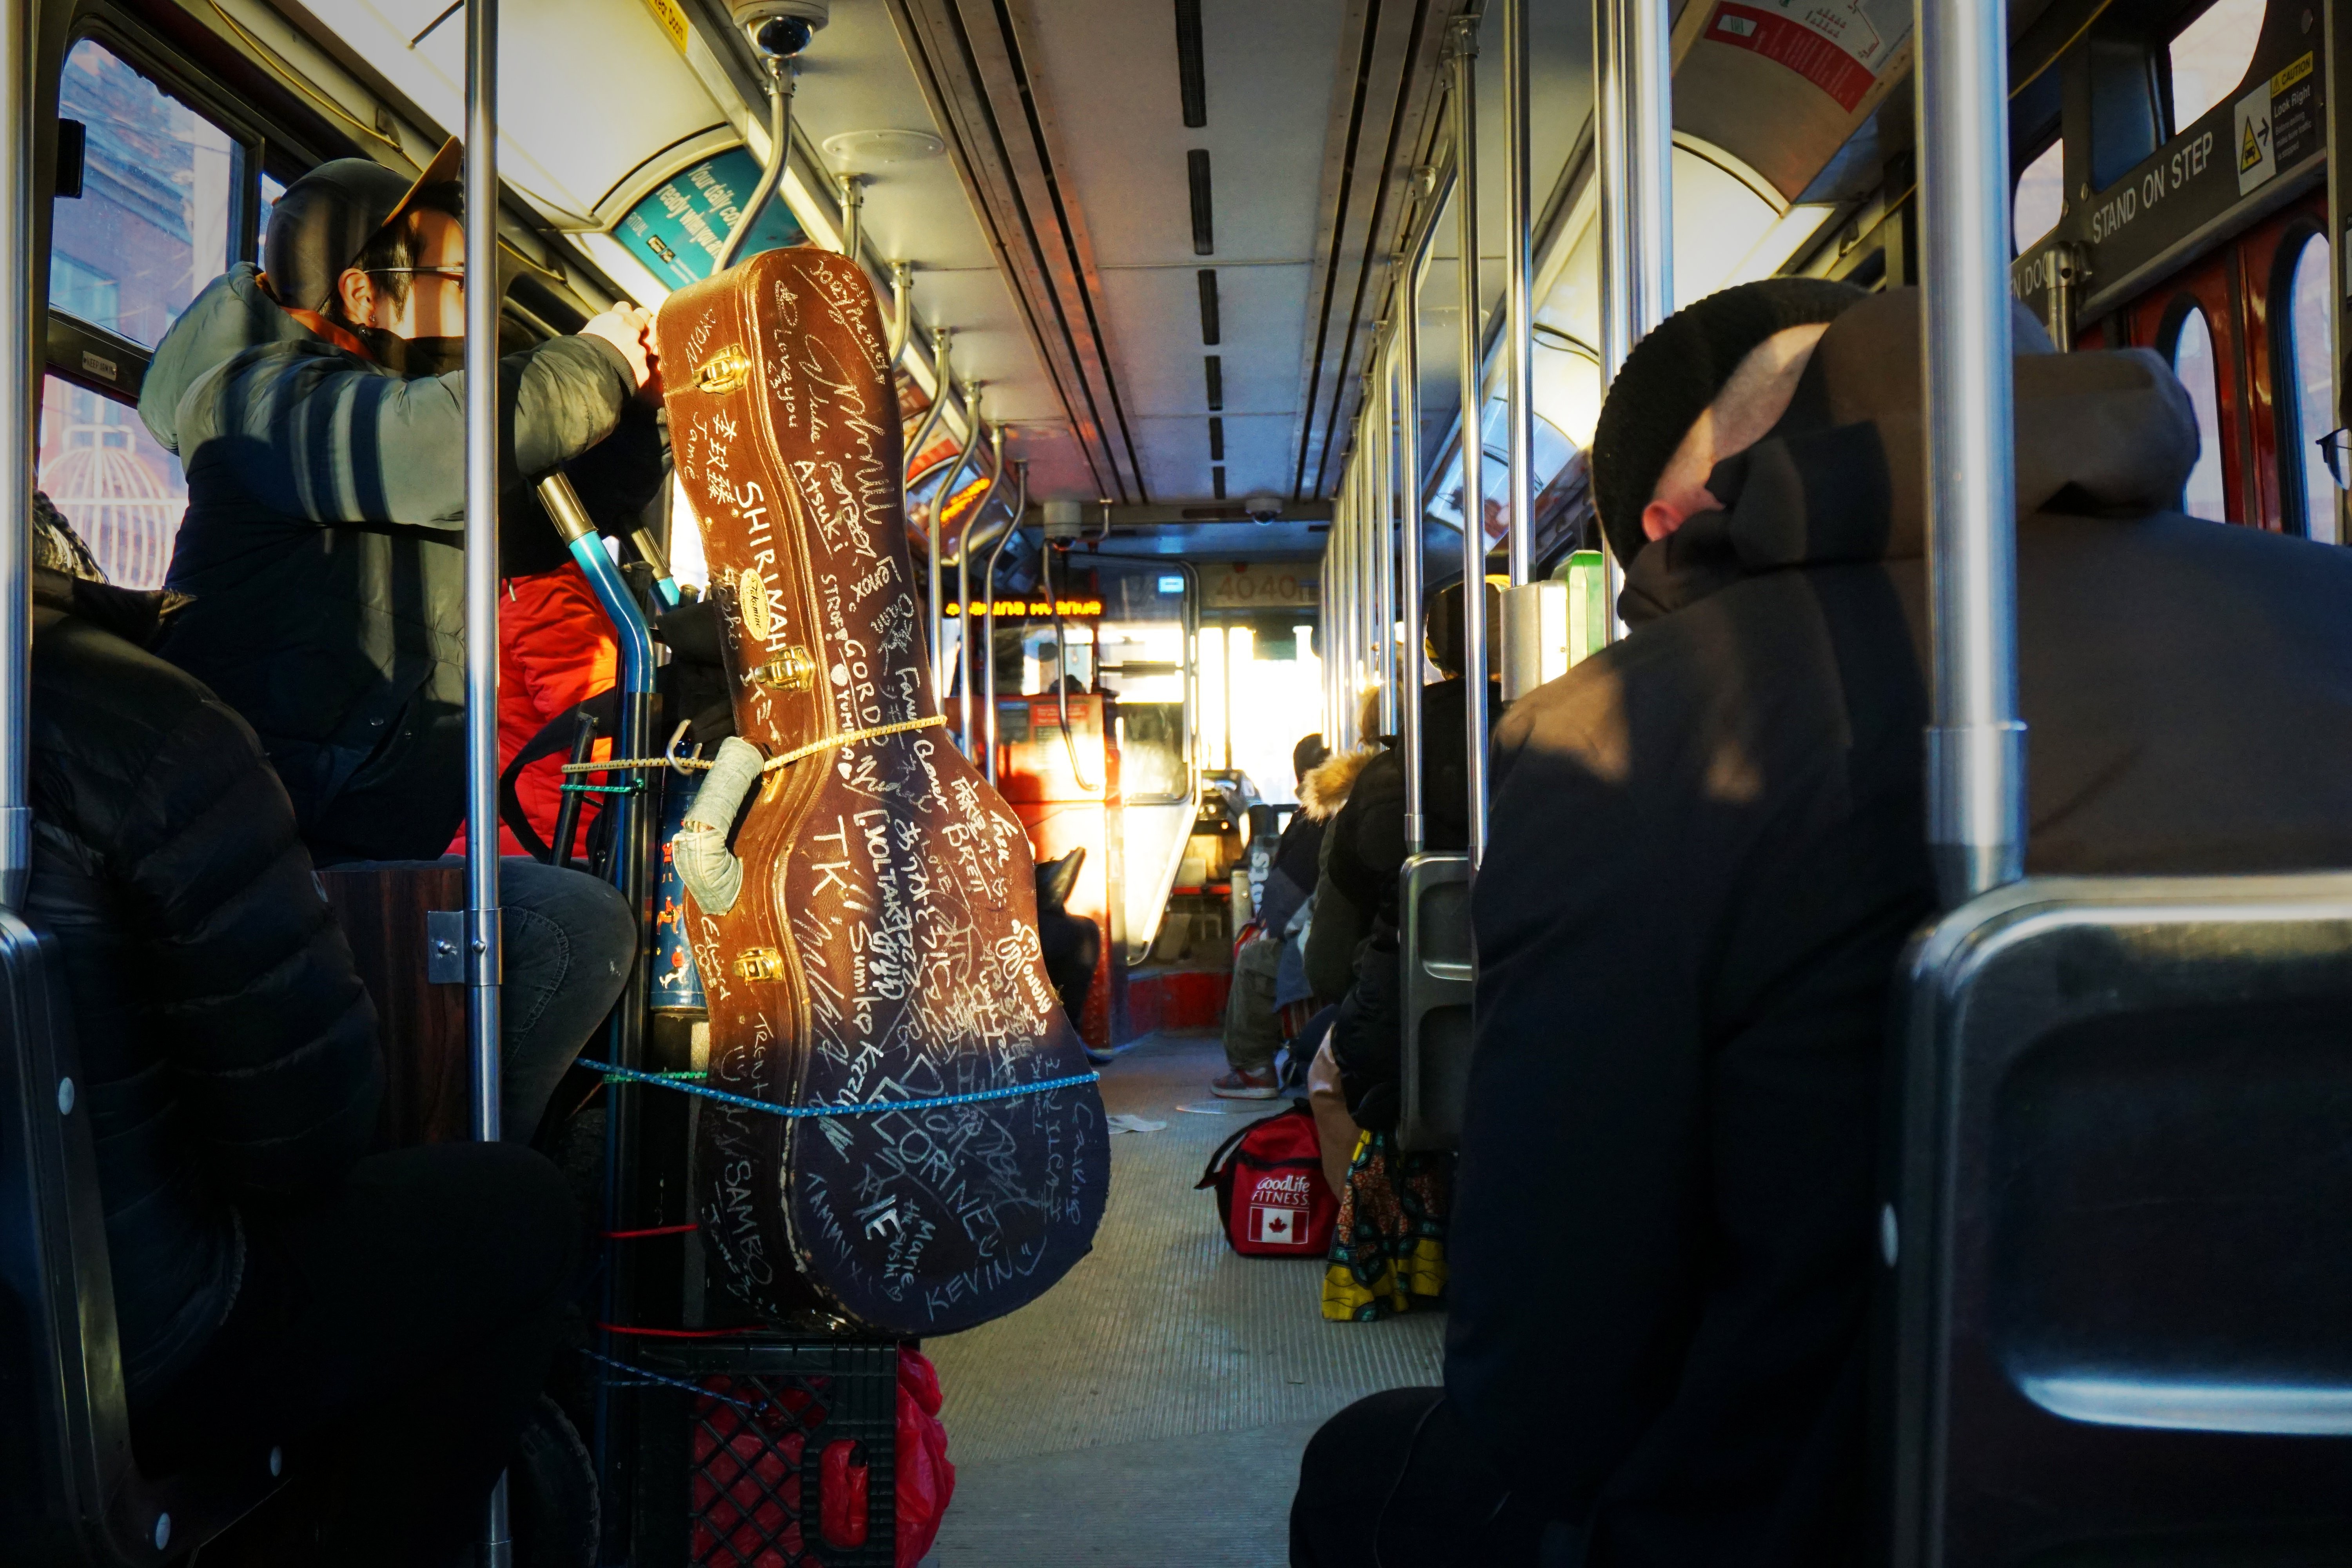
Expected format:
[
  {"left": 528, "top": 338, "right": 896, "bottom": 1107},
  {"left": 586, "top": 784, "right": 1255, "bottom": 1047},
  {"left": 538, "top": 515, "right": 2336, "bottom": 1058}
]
[
  {"left": 1305, "top": 593, "right": 1497, "bottom": 1323},
  {"left": 1309, "top": 580, "right": 1499, "bottom": 1131},
  {"left": 1034, "top": 846, "right": 1101, "bottom": 1029},
  {"left": 136, "top": 142, "right": 645, "bottom": 1140},
  {"left": 1295, "top": 277, "right": 2352, "bottom": 1564},
  {"left": 22, "top": 510, "right": 578, "bottom": 1568},
  {"left": 1212, "top": 733, "right": 1333, "bottom": 1098}
]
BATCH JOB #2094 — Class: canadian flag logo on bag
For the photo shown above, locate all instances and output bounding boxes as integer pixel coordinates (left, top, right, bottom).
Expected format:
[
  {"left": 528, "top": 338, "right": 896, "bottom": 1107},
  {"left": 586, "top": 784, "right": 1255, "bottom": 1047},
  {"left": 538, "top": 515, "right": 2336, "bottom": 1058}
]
[
  {"left": 1248, "top": 1171, "right": 1315, "bottom": 1248},
  {"left": 1199, "top": 1107, "right": 1338, "bottom": 1258}
]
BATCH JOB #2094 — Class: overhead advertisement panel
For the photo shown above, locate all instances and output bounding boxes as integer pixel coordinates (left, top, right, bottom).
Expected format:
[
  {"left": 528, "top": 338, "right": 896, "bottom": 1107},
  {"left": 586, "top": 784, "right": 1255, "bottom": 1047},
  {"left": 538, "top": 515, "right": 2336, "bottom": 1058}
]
[
  {"left": 613, "top": 148, "right": 806, "bottom": 290},
  {"left": 1703, "top": 0, "right": 1913, "bottom": 113}
]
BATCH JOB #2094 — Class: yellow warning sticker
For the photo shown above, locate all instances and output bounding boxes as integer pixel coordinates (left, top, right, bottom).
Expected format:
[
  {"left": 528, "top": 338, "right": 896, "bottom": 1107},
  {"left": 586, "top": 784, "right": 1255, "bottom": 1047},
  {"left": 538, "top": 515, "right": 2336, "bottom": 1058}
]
[
  {"left": 641, "top": 0, "right": 690, "bottom": 54},
  {"left": 2272, "top": 51, "right": 2314, "bottom": 94}
]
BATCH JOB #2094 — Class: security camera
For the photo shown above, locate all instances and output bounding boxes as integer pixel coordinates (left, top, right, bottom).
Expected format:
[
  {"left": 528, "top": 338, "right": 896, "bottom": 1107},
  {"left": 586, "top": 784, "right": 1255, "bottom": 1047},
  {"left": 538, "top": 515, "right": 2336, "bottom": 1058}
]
[
  {"left": 1243, "top": 494, "right": 1283, "bottom": 524},
  {"left": 731, "top": 0, "right": 827, "bottom": 56}
]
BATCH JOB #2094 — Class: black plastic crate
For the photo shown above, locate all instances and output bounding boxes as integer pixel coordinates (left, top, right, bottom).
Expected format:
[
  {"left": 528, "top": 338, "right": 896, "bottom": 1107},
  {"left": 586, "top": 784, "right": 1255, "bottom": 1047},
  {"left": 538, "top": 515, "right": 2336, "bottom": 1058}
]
[{"left": 626, "top": 1338, "right": 897, "bottom": 1568}]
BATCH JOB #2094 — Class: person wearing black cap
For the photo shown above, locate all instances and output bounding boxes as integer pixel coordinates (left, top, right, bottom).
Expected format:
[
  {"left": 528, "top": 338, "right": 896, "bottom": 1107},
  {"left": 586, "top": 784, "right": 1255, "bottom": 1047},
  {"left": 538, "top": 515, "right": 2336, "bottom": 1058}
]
[
  {"left": 1297, "top": 272, "right": 2352, "bottom": 1564},
  {"left": 136, "top": 142, "right": 652, "bottom": 1145}
]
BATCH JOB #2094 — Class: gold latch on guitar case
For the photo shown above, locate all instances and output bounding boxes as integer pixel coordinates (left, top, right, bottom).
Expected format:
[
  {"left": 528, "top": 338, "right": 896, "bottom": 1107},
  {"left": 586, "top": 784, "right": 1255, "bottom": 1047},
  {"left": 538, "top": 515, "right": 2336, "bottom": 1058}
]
[
  {"left": 731, "top": 947, "right": 785, "bottom": 982},
  {"left": 747, "top": 647, "right": 818, "bottom": 692},
  {"left": 695, "top": 346, "right": 753, "bottom": 394}
]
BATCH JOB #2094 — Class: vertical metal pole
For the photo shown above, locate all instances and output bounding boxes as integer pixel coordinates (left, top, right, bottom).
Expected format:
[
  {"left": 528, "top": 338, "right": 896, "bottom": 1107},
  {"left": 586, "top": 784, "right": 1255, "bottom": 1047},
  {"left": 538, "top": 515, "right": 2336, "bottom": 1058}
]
[
  {"left": 0, "top": 0, "right": 31, "bottom": 915},
  {"left": 958, "top": 425, "right": 1005, "bottom": 759},
  {"left": 1374, "top": 359, "right": 1398, "bottom": 737},
  {"left": 1917, "top": 0, "right": 2024, "bottom": 903},
  {"left": 1351, "top": 456, "right": 1370, "bottom": 738},
  {"left": 1450, "top": 16, "right": 1490, "bottom": 866},
  {"left": 1320, "top": 554, "right": 1335, "bottom": 745},
  {"left": 1594, "top": 0, "right": 1673, "bottom": 639},
  {"left": 1331, "top": 482, "right": 1352, "bottom": 750},
  {"left": 1502, "top": 0, "right": 1534, "bottom": 589},
  {"left": 1397, "top": 279, "right": 1427, "bottom": 855},
  {"left": 980, "top": 459, "right": 1026, "bottom": 784},
  {"left": 934, "top": 380, "right": 985, "bottom": 698},
  {"left": 464, "top": 1, "right": 512, "bottom": 1559}
]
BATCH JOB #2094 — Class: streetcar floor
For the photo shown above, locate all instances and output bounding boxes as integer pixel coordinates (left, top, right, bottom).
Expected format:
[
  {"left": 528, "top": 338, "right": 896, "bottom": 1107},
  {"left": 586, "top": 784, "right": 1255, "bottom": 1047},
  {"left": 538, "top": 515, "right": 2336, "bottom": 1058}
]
[{"left": 919, "top": 1032, "right": 1445, "bottom": 1566}]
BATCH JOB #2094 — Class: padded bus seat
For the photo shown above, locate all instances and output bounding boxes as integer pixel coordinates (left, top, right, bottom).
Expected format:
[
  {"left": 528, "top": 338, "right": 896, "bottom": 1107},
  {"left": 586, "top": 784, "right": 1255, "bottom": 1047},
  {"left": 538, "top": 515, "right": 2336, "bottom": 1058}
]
[
  {"left": 318, "top": 865, "right": 470, "bottom": 1149},
  {"left": 1887, "top": 874, "right": 2352, "bottom": 1566},
  {"left": 1397, "top": 852, "right": 1473, "bottom": 1151},
  {"left": 0, "top": 913, "right": 281, "bottom": 1564}
]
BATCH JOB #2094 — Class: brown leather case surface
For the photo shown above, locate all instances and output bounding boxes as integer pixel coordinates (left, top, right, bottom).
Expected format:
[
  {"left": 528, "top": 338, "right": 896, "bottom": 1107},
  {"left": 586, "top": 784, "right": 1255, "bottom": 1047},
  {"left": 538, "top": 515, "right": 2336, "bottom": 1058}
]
[{"left": 659, "top": 248, "right": 1107, "bottom": 1334}]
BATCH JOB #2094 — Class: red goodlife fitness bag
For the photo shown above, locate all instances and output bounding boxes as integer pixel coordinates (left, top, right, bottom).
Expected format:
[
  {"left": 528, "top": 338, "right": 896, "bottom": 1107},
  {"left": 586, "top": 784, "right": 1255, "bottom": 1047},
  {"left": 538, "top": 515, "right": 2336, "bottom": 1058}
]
[{"left": 1196, "top": 1102, "right": 1338, "bottom": 1257}]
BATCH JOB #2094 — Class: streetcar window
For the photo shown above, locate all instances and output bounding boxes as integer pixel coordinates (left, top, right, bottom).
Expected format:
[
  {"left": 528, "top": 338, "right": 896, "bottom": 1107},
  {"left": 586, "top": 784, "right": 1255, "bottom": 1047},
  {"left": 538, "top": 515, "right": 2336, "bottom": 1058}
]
[
  {"left": 51, "top": 38, "right": 243, "bottom": 348},
  {"left": 2281, "top": 234, "right": 2337, "bottom": 542},
  {"left": 2013, "top": 139, "right": 2063, "bottom": 255},
  {"left": 36, "top": 374, "right": 187, "bottom": 588},
  {"left": 2169, "top": 305, "right": 2229, "bottom": 521},
  {"left": 255, "top": 169, "right": 286, "bottom": 257},
  {"left": 2168, "top": 0, "right": 2269, "bottom": 133}
]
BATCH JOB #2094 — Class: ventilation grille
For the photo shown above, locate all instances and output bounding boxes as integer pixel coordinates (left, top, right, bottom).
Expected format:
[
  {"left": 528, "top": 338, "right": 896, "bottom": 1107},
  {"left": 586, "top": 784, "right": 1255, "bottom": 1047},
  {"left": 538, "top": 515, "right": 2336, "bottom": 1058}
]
[
  {"left": 1187, "top": 149, "right": 1214, "bottom": 255},
  {"left": 1174, "top": 0, "right": 1207, "bottom": 127}
]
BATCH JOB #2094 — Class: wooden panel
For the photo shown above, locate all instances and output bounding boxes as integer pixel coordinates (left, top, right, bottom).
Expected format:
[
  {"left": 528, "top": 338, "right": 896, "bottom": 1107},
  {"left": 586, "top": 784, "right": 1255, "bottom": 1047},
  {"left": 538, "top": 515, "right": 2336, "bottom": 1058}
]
[{"left": 319, "top": 864, "right": 470, "bottom": 1150}]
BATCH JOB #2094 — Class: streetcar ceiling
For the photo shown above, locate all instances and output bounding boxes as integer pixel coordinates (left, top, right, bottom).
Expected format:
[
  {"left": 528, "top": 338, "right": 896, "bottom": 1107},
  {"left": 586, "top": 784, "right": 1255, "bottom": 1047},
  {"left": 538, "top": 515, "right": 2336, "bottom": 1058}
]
[{"left": 195, "top": 0, "right": 2070, "bottom": 548}]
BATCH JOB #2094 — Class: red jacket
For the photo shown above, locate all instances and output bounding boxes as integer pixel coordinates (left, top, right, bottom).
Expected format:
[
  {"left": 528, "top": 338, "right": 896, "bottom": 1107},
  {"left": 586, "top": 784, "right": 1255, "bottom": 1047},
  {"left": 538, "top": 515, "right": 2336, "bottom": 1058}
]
[{"left": 448, "top": 561, "right": 617, "bottom": 858}]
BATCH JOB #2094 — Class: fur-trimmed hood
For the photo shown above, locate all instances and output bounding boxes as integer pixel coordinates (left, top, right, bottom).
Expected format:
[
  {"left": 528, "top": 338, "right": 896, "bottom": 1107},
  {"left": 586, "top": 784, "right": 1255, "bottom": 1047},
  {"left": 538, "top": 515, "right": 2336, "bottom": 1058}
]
[{"left": 1299, "top": 746, "right": 1375, "bottom": 820}]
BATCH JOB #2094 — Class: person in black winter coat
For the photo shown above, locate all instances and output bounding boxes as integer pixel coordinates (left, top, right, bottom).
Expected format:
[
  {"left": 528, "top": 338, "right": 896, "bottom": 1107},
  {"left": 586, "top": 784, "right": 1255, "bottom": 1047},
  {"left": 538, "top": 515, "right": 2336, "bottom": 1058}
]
[
  {"left": 1310, "top": 581, "right": 1499, "bottom": 1131},
  {"left": 1294, "top": 280, "right": 2352, "bottom": 1566},
  {"left": 23, "top": 552, "right": 581, "bottom": 1567}
]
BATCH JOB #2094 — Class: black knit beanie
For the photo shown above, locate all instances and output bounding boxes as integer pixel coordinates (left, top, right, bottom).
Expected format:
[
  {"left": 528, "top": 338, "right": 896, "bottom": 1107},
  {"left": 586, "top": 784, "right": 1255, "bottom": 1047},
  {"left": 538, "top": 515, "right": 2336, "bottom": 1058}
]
[{"left": 1590, "top": 277, "right": 1867, "bottom": 567}]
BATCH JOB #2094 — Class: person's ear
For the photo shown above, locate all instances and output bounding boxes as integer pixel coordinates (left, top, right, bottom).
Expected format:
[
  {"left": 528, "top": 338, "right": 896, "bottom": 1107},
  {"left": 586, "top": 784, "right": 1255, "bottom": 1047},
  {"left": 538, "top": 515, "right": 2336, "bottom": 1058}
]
[
  {"left": 1642, "top": 497, "right": 1686, "bottom": 542},
  {"left": 334, "top": 267, "right": 376, "bottom": 326}
]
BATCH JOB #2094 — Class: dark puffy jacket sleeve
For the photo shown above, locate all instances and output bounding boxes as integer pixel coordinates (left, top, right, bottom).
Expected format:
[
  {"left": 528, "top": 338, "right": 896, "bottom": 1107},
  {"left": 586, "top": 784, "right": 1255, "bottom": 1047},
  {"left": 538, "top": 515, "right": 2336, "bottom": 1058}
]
[
  {"left": 104, "top": 680, "right": 382, "bottom": 1201},
  {"left": 192, "top": 334, "right": 637, "bottom": 530}
]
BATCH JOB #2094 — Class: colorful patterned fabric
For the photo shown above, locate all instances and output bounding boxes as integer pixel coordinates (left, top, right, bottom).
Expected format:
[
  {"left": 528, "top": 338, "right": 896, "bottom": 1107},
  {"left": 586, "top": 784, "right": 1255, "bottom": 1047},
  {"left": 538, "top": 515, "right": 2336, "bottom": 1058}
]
[{"left": 1321, "top": 1129, "right": 1452, "bottom": 1321}]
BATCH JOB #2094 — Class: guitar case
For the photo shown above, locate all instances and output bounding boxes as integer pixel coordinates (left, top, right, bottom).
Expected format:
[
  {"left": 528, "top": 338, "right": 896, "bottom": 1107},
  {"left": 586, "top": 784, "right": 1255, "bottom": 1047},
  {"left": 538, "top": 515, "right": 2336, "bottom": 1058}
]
[{"left": 657, "top": 248, "right": 1108, "bottom": 1334}]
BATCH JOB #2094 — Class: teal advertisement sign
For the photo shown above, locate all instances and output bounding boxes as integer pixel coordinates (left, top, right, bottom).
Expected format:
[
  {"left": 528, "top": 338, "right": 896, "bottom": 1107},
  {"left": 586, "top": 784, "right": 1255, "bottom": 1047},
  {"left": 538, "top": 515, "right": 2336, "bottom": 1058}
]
[{"left": 613, "top": 146, "right": 806, "bottom": 289}]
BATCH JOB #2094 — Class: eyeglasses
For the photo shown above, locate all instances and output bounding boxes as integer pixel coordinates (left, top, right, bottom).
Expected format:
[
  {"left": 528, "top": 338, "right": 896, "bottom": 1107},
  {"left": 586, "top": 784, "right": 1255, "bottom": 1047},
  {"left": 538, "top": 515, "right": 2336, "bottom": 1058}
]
[
  {"left": 2318, "top": 428, "right": 2352, "bottom": 488},
  {"left": 367, "top": 265, "right": 466, "bottom": 286}
]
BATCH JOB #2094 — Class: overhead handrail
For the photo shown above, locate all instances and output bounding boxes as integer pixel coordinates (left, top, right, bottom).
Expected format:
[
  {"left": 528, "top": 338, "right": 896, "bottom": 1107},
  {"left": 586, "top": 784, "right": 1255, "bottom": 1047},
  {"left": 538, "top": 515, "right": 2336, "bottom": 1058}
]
[
  {"left": 956, "top": 425, "right": 1009, "bottom": 759},
  {"left": 0, "top": 0, "right": 29, "bottom": 914},
  {"left": 460, "top": 1, "right": 512, "bottom": 1559},
  {"left": 1919, "top": 0, "right": 2024, "bottom": 904},
  {"left": 1594, "top": 0, "right": 1673, "bottom": 640},
  {"left": 904, "top": 326, "right": 952, "bottom": 484},
  {"left": 1046, "top": 541, "right": 1099, "bottom": 794},
  {"left": 837, "top": 171, "right": 863, "bottom": 260},
  {"left": 1447, "top": 15, "right": 1490, "bottom": 867},
  {"left": 929, "top": 379, "right": 986, "bottom": 694},
  {"left": 717, "top": 55, "right": 795, "bottom": 273},
  {"left": 887, "top": 261, "right": 913, "bottom": 365},
  {"left": 979, "top": 457, "right": 1028, "bottom": 784}
]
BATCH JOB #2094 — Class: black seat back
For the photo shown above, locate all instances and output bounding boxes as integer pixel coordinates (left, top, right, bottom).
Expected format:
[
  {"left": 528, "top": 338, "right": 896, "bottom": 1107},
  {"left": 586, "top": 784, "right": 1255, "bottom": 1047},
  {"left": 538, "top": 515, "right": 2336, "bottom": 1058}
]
[
  {"left": 0, "top": 911, "right": 279, "bottom": 1564},
  {"left": 1887, "top": 873, "right": 2352, "bottom": 1566},
  {"left": 1397, "top": 851, "right": 1473, "bottom": 1151}
]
